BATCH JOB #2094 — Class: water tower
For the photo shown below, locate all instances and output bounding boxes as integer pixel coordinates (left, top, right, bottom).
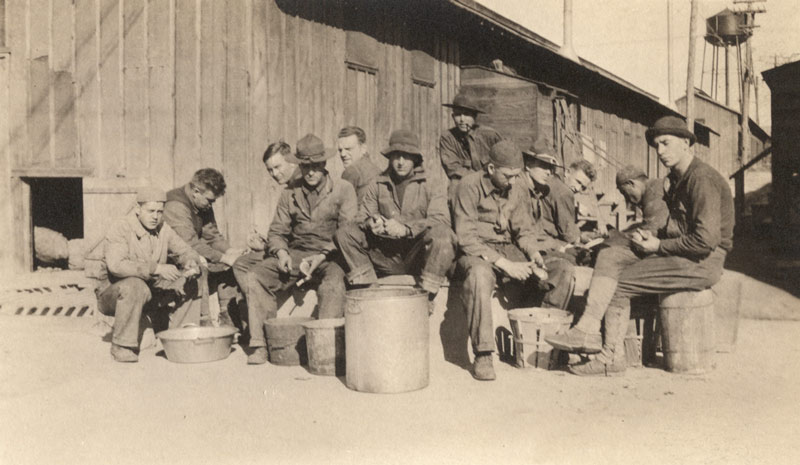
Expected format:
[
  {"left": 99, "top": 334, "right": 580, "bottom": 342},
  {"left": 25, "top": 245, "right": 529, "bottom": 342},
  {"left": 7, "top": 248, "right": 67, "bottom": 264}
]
[{"left": 701, "top": 7, "right": 756, "bottom": 107}]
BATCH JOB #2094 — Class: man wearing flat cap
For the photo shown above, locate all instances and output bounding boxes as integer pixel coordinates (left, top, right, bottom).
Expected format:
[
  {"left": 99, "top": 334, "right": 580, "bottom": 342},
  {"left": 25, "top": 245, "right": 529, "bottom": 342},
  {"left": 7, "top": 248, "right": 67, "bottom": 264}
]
[
  {"left": 452, "top": 140, "right": 572, "bottom": 381},
  {"left": 440, "top": 90, "right": 503, "bottom": 200},
  {"left": 164, "top": 168, "right": 247, "bottom": 328},
  {"left": 522, "top": 138, "right": 581, "bottom": 250},
  {"left": 244, "top": 134, "right": 357, "bottom": 365},
  {"left": 336, "top": 129, "right": 456, "bottom": 308},
  {"left": 95, "top": 186, "right": 203, "bottom": 362},
  {"left": 547, "top": 116, "right": 734, "bottom": 376}
]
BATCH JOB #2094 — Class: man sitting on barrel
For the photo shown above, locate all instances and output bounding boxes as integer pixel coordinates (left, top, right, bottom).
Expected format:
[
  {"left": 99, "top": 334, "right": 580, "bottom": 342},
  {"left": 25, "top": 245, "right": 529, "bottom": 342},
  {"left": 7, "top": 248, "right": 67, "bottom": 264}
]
[
  {"left": 546, "top": 116, "right": 734, "bottom": 376},
  {"left": 95, "top": 186, "right": 203, "bottom": 363},
  {"left": 335, "top": 129, "right": 456, "bottom": 311},
  {"left": 452, "top": 140, "right": 574, "bottom": 381},
  {"left": 243, "top": 134, "right": 357, "bottom": 365}
]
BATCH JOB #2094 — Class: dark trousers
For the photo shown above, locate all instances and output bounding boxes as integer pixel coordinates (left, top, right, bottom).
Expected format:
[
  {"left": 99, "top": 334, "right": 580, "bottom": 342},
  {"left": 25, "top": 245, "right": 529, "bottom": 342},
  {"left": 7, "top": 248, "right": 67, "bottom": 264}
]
[
  {"left": 453, "top": 243, "right": 575, "bottom": 354},
  {"left": 244, "top": 249, "right": 346, "bottom": 348},
  {"left": 335, "top": 223, "right": 456, "bottom": 294},
  {"left": 97, "top": 277, "right": 199, "bottom": 348}
]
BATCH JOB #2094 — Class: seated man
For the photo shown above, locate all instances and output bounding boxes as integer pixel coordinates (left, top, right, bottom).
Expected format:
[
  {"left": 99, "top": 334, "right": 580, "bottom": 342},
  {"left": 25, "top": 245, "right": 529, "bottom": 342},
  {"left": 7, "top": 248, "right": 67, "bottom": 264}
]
[
  {"left": 95, "top": 186, "right": 202, "bottom": 363},
  {"left": 164, "top": 168, "right": 245, "bottom": 327},
  {"left": 439, "top": 90, "right": 503, "bottom": 200},
  {"left": 452, "top": 140, "right": 574, "bottom": 381},
  {"left": 244, "top": 134, "right": 357, "bottom": 365},
  {"left": 613, "top": 164, "right": 669, "bottom": 240},
  {"left": 523, "top": 139, "right": 581, "bottom": 250},
  {"left": 336, "top": 129, "right": 456, "bottom": 308},
  {"left": 546, "top": 116, "right": 734, "bottom": 376},
  {"left": 337, "top": 126, "right": 382, "bottom": 203}
]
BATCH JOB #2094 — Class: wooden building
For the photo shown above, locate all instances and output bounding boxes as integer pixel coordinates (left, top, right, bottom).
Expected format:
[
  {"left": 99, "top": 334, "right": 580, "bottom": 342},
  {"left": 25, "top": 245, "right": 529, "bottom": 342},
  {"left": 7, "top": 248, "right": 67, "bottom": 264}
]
[
  {"left": 0, "top": 0, "right": 751, "bottom": 273},
  {"left": 762, "top": 60, "right": 800, "bottom": 240}
]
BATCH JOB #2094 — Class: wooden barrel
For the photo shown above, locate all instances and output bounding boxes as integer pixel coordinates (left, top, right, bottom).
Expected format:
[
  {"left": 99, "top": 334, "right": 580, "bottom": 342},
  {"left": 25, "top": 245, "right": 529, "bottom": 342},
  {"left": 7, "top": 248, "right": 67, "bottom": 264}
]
[{"left": 658, "top": 289, "right": 715, "bottom": 374}]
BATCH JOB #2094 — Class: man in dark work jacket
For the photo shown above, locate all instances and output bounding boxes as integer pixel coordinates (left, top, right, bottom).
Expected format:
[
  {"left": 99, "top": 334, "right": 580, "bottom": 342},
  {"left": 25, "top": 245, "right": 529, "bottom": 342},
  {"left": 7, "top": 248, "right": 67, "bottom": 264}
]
[
  {"left": 164, "top": 168, "right": 246, "bottom": 327},
  {"left": 547, "top": 116, "right": 734, "bottom": 377}
]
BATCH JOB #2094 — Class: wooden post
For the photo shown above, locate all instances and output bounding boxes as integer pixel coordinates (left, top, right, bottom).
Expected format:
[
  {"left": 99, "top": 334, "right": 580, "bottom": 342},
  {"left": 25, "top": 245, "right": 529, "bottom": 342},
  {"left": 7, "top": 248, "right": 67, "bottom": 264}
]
[
  {"left": 685, "top": 0, "right": 698, "bottom": 129},
  {"left": 667, "top": 0, "right": 673, "bottom": 104}
]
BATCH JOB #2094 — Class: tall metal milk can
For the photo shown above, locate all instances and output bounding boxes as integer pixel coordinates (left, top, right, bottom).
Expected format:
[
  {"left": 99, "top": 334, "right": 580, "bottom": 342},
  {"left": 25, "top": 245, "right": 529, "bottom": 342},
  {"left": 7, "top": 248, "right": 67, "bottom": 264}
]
[{"left": 345, "top": 287, "right": 429, "bottom": 393}]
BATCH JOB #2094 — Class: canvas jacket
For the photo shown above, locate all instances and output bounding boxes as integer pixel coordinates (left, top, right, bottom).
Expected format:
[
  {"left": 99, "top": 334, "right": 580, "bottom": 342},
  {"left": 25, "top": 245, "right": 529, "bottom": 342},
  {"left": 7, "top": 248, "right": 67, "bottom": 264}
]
[
  {"left": 439, "top": 125, "right": 503, "bottom": 180},
  {"left": 453, "top": 170, "right": 539, "bottom": 263},
  {"left": 659, "top": 157, "right": 735, "bottom": 258},
  {"left": 164, "top": 184, "right": 230, "bottom": 263},
  {"left": 341, "top": 155, "right": 383, "bottom": 203},
  {"left": 103, "top": 213, "right": 199, "bottom": 283},
  {"left": 267, "top": 174, "right": 357, "bottom": 255},
  {"left": 355, "top": 167, "right": 450, "bottom": 236}
]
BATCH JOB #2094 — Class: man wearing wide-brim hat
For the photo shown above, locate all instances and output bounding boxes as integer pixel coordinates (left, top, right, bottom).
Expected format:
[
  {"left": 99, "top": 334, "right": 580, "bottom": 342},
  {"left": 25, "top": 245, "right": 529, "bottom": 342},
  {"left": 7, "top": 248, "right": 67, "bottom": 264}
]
[
  {"left": 335, "top": 129, "right": 456, "bottom": 308},
  {"left": 452, "top": 140, "right": 573, "bottom": 381},
  {"left": 439, "top": 90, "right": 503, "bottom": 200},
  {"left": 546, "top": 115, "right": 734, "bottom": 377},
  {"left": 94, "top": 186, "right": 203, "bottom": 363},
  {"left": 243, "top": 134, "right": 357, "bottom": 365}
]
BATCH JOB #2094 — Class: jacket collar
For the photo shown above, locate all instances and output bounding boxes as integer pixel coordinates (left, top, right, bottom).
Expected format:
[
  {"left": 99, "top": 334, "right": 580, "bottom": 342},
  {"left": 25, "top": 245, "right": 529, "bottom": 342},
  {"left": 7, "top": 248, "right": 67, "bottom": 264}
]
[
  {"left": 182, "top": 184, "right": 201, "bottom": 214},
  {"left": 376, "top": 166, "right": 426, "bottom": 185},
  {"left": 480, "top": 172, "right": 500, "bottom": 197},
  {"left": 127, "top": 212, "right": 161, "bottom": 238},
  {"left": 525, "top": 174, "right": 550, "bottom": 198}
]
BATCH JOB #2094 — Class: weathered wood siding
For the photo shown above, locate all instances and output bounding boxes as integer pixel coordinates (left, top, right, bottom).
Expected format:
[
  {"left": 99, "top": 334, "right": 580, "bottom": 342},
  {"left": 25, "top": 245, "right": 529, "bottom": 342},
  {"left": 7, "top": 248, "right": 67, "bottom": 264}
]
[{"left": 1, "top": 0, "right": 460, "bottom": 271}]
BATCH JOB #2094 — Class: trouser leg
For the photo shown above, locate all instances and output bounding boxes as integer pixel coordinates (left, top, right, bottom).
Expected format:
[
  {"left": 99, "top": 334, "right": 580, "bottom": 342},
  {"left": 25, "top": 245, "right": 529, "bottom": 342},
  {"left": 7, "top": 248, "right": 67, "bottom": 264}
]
[
  {"left": 98, "top": 277, "right": 152, "bottom": 348},
  {"left": 335, "top": 223, "right": 378, "bottom": 285},
  {"left": 455, "top": 256, "right": 497, "bottom": 354},
  {"left": 415, "top": 225, "right": 457, "bottom": 295},
  {"left": 574, "top": 245, "right": 643, "bottom": 333},
  {"left": 314, "top": 260, "right": 347, "bottom": 319},
  {"left": 597, "top": 299, "right": 631, "bottom": 365},
  {"left": 246, "top": 257, "right": 287, "bottom": 347},
  {"left": 540, "top": 256, "right": 575, "bottom": 309}
]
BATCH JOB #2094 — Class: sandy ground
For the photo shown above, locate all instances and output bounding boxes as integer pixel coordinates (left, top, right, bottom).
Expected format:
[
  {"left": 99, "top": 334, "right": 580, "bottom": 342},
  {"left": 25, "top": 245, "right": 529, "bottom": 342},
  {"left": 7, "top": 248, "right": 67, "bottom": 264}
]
[{"left": 1, "top": 283, "right": 799, "bottom": 465}]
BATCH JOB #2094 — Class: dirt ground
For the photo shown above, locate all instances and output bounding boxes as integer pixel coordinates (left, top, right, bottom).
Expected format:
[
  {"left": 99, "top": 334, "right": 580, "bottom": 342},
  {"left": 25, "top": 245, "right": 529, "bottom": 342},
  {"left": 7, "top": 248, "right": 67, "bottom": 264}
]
[{"left": 1, "top": 268, "right": 799, "bottom": 465}]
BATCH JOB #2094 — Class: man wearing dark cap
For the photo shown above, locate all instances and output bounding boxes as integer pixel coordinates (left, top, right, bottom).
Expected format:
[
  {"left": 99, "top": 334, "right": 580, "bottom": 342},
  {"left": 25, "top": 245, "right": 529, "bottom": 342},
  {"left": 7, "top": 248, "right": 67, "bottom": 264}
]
[
  {"left": 547, "top": 116, "right": 734, "bottom": 376},
  {"left": 614, "top": 165, "right": 669, "bottom": 237},
  {"left": 337, "top": 126, "right": 383, "bottom": 203},
  {"left": 440, "top": 90, "right": 503, "bottom": 199},
  {"left": 452, "top": 140, "right": 571, "bottom": 381},
  {"left": 244, "top": 134, "right": 357, "bottom": 364},
  {"left": 522, "top": 139, "right": 581, "bottom": 250},
  {"left": 95, "top": 186, "right": 202, "bottom": 362},
  {"left": 335, "top": 129, "right": 456, "bottom": 307},
  {"left": 164, "top": 168, "right": 246, "bottom": 327}
]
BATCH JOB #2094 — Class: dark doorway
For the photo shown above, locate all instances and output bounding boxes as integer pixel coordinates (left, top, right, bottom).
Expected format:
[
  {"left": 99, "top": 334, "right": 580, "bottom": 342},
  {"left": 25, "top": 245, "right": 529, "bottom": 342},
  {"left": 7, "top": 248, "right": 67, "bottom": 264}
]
[{"left": 27, "top": 177, "right": 83, "bottom": 269}]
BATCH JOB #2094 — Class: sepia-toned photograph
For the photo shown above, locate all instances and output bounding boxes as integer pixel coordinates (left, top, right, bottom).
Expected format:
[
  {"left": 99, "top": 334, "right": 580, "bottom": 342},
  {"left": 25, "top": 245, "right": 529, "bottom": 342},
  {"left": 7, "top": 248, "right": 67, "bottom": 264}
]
[{"left": 0, "top": 1, "right": 798, "bottom": 464}]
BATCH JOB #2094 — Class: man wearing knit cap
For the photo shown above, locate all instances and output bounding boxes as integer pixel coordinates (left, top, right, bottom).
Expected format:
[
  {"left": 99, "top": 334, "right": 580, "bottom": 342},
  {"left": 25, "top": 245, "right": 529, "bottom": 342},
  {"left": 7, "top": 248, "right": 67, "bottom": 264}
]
[
  {"left": 452, "top": 140, "right": 571, "bottom": 381},
  {"left": 96, "top": 186, "right": 202, "bottom": 362},
  {"left": 164, "top": 168, "right": 246, "bottom": 328},
  {"left": 335, "top": 129, "right": 456, "bottom": 309},
  {"left": 547, "top": 116, "right": 734, "bottom": 376},
  {"left": 440, "top": 90, "right": 503, "bottom": 200},
  {"left": 244, "top": 134, "right": 357, "bottom": 365}
]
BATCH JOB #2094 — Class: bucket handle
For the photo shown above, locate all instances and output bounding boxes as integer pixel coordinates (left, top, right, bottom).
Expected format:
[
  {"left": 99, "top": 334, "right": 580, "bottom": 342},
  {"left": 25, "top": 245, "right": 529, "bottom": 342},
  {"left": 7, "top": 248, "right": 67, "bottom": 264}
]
[{"left": 193, "top": 338, "right": 215, "bottom": 345}]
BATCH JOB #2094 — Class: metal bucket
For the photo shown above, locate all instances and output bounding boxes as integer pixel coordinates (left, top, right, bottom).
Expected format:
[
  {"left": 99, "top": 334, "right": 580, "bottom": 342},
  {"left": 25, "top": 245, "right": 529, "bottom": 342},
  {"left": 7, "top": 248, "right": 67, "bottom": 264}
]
[
  {"left": 659, "top": 289, "right": 715, "bottom": 374},
  {"left": 156, "top": 326, "right": 237, "bottom": 363},
  {"left": 345, "top": 288, "right": 429, "bottom": 394},
  {"left": 303, "top": 318, "right": 345, "bottom": 376},
  {"left": 264, "top": 317, "right": 313, "bottom": 366},
  {"left": 508, "top": 308, "right": 573, "bottom": 369}
]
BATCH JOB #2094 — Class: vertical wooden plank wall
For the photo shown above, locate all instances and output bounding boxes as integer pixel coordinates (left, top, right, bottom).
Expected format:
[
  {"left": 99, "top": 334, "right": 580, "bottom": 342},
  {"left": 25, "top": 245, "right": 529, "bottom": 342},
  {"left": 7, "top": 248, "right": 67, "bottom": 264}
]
[{"left": 3, "top": 0, "right": 461, "bottom": 263}]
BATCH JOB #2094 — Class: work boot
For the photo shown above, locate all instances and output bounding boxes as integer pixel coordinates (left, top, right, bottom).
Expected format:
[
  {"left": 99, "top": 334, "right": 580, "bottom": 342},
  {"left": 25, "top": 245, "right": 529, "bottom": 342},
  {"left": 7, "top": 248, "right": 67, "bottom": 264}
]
[
  {"left": 567, "top": 357, "right": 626, "bottom": 377},
  {"left": 110, "top": 344, "right": 138, "bottom": 363},
  {"left": 545, "top": 327, "right": 602, "bottom": 354},
  {"left": 472, "top": 353, "right": 496, "bottom": 381},
  {"left": 247, "top": 347, "right": 268, "bottom": 365}
]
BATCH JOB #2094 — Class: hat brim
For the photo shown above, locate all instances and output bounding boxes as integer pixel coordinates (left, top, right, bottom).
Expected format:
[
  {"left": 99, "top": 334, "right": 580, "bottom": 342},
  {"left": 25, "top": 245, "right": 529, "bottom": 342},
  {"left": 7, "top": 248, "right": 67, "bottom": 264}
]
[
  {"left": 285, "top": 148, "right": 336, "bottom": 165},
  {"left": 381, "top": 145, "right": 423, "bottom": 159},
  {"left": 522, "top": 151, "right": 561, "bottom": 167},
  {"left": 442, "top": 103, "right": 484, "bottom": 114},
  {"left": 645, "top": 127, "right": 696, "bottom": 147}
]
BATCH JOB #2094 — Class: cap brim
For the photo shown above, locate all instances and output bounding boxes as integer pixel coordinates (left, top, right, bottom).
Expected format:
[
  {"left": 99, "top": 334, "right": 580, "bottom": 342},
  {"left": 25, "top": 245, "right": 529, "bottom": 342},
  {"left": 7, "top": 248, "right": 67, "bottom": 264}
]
[
  {"left": 286, "top": 148, "right": 336, "bottom": 165},
  {"left": 381, "top": 145, "right": 423, "bottom": 158},
  {"left": 645, "top": 128, "right": 696, "bottom": 147},
  {"left": 442, "top": 103, "right": 484, "bottom": 114}
]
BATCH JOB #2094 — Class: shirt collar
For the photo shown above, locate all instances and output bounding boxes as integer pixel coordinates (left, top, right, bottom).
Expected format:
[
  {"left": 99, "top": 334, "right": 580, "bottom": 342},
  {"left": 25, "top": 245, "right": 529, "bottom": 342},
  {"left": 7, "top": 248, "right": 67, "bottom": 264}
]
[
  {"left": 479, "top": 172, "right": 499, "bottom": 197},
  {"left": 301, "top": 174, "right": 329, "bottom": 196}
]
